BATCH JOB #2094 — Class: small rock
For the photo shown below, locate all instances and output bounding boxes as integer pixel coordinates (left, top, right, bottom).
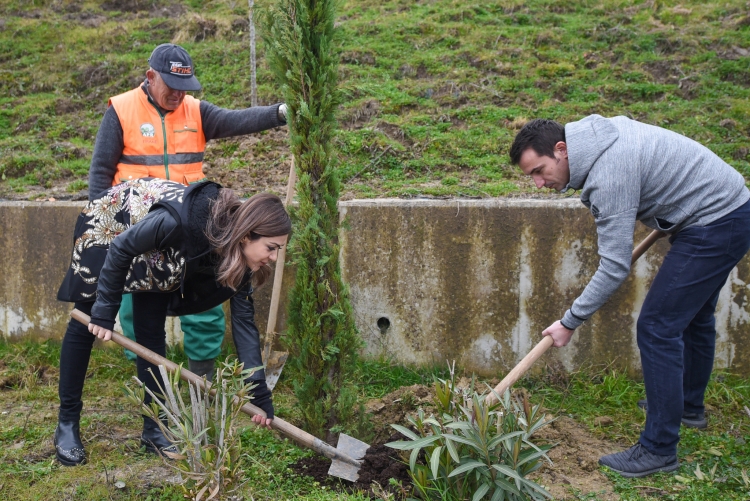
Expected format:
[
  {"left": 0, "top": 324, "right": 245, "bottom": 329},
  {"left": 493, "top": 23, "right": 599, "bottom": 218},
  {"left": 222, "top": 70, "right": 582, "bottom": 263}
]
[
  {"left": 115, "top": 481, "right": 126, "bottom": 489},
  {"left": 593, "top": 416, "right": 613, "bottom": 426},
  {"left": 366, "top": 401, "right": 386, "bottom": 413}
]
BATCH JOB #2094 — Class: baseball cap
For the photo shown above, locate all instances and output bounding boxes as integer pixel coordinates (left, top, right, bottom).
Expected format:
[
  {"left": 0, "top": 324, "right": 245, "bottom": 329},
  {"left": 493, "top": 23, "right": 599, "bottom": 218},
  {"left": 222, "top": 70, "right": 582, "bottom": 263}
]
[{"left": 148, "top": 43, "right": 202, "bottom": 91}]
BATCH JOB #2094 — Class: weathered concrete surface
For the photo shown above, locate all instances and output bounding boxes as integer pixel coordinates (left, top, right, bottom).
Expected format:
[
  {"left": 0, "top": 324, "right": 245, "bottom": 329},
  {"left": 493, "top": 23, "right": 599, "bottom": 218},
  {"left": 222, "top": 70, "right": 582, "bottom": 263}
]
[
  {"left": 0, "top": 201, "right": 284, "bottom": 347},
  {"left": 2, "top": 199, "right": 749, "bottom": 377},
  {"left": 0, "top": 202, "right": 83, "bottom": 341},
  {"left": 338, "top": 199, "right": 750, "bottom": 377}
]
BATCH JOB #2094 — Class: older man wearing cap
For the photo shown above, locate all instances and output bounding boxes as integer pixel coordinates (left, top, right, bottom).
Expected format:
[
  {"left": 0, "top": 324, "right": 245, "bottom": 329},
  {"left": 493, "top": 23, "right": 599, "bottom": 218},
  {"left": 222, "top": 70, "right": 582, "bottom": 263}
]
[{"left": 71, "top": 43, "right": 286, "bottom": 458}]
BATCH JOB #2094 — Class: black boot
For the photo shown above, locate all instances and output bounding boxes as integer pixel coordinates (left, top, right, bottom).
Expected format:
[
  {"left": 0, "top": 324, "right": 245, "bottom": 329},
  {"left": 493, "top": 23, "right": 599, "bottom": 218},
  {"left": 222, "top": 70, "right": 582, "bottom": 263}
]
[
  {"left": 141, "top": 418, "right": 177, "bottom": 457},
  {"left": 54, "top": 421, "right": 86, "bottom": 466},
  {"left": 188, "top": 358, "right": 216, "bottom": 383}
]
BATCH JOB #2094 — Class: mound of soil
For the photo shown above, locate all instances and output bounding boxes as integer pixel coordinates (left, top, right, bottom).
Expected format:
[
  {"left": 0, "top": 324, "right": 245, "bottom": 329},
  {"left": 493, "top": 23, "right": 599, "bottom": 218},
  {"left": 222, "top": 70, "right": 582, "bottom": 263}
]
[
  {"left": 365, "top": 384, "right": 433, "bottom": 443},
  {"left": 290, "top": 383, "right": 622, "bottom": 499},
  {"left": 529, "top": 416, "right": 620, "bottom": 500},
  {"left": 366, "top": 383, "right": 621, "bottom": 499},
  {"left": 289, "top": 439, "right": 411, "bottom": 499}
]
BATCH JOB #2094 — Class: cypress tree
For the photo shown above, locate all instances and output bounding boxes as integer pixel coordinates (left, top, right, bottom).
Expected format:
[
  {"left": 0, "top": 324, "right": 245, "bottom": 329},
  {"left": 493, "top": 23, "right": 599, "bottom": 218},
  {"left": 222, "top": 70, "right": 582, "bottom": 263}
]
[{"left": 262, "top": 0, "right": 363, "bottom": 442}]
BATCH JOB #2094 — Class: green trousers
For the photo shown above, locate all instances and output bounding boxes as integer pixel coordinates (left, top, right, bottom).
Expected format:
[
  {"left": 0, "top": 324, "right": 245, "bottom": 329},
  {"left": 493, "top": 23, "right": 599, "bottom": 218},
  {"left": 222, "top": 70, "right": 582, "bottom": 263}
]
[{"left": 120, "top": 294, "right": 226, "bottom": 362}]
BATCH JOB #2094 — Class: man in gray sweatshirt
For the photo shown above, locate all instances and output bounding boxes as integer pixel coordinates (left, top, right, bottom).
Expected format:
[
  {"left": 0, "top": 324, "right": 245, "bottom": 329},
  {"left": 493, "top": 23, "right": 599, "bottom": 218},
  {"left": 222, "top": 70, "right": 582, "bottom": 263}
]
[{"left": 510, "top": 115, "right": 750, "bottom": 478}]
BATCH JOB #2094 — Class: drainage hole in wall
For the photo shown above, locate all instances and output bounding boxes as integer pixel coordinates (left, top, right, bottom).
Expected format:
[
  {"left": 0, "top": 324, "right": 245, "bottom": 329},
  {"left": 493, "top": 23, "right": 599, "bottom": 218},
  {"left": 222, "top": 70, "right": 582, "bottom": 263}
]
[{"left": 377, "top": 317, "right": 391, "bottom": 335}]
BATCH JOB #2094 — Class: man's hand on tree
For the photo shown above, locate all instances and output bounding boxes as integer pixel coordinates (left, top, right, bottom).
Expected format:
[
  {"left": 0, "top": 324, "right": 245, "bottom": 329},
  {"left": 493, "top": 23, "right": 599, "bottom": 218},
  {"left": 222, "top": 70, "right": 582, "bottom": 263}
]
[{"left": 278, "top": 103, "right": 288, "bottom": 123}]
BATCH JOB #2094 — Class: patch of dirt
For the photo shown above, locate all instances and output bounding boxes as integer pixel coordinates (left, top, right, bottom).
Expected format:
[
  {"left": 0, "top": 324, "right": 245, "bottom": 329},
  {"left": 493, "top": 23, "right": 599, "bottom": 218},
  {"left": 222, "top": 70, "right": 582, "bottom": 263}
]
[
  {"left": 51, "top": 141, "right": 89, "bottom": 161},
  {"left": 173, "top": 13, "right": 224, "bottom": 43},
  {"left": 101, "top": 0, "right": 185, "bottom": 15},
  {"left": 63, "top": 11, "right": 108, "bottom": 28},
  {"left": 290, "top": 382, "right": 623, "bottom": 499},
  {"left": 342, "top": 51, "right": 377, "bottom": 66},
  {"left": 374, "top": 121, "right": 414, "bottom": 146},
  {"left": 365, "top": 384, "right": 433, "bottom": 443},
  {"left": 0, "top": 364, "right": 58, "bottom": 389},
  {"left": 289, "top": 437, "right": 411, "bottom": 499},
  {"left": 54, "top": 98, "right": 86, "bottom": 115},
  {"left": 530, "top": 416, "right": 620, "bottom": 500},
  {"left": 202, "top": 128, "right": 293, "bottom": 196},
  {"left": 642, "top": 60, "right": 682, "bottom": 85},
  {"left": 341, "top": 99, "right": 381, "bottom": 128}
]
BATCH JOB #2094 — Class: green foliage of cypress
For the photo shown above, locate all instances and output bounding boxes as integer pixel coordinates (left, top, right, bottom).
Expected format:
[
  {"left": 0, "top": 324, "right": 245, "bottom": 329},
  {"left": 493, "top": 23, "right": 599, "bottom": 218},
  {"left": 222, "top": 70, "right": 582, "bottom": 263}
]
[{"left": 262, "top": 0, "right": 364, "bottom": 443}]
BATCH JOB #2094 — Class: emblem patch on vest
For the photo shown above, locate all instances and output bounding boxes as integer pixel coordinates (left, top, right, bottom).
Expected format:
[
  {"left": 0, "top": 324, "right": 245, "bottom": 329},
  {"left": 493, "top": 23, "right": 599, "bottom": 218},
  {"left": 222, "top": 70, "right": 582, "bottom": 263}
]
[{"left": 140, "top": 123, "right": 156, "bottom": 137}]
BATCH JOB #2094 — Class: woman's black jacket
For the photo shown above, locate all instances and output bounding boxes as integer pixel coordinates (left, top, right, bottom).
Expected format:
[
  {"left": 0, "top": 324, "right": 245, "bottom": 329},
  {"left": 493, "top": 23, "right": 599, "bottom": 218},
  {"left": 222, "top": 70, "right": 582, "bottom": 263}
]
[{"left": 57, "top": 179, "right": 273, "bottom": 416}]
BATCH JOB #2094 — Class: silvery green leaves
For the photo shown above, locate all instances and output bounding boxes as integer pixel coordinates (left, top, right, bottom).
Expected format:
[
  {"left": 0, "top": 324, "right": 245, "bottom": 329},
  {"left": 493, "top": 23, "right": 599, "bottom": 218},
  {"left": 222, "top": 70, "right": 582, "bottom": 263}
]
[
  {"left": 386, "top": 372, "right": 554, "bottom": 501},
  {"left": 123, "top": 358, "right": 260, "bottom": 500}
]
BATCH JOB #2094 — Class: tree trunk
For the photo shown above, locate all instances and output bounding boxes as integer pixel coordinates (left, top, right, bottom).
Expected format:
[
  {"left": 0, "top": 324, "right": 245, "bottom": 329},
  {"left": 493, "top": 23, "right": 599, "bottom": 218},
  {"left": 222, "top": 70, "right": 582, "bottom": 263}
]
[{"left": 248, "top": 0, "right": 257, "bottom": 107}]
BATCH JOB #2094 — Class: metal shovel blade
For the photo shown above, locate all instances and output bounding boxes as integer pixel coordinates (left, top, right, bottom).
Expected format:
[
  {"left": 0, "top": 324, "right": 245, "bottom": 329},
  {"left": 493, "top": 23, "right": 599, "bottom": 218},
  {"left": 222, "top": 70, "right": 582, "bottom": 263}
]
[
  {"left": 328, "top": 433, "right": 370, "bottom": 482},
  {"left": 264, "top": 349, "right": 288, "bottom": 391}
]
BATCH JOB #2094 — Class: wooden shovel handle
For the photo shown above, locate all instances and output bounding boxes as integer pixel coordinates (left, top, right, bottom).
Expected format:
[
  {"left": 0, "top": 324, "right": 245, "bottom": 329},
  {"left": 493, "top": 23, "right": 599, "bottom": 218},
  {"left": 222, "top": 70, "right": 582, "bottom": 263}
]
[
  {"left": 632, "top": 228, "right": 666, "bottom": 263},
  {"left": 484, "top": 229, "right": 666, "bottom": 406},
  {"left": 265, "top": 156, "right": 296, "bottom": 349},
  {"left": 70, "top": 309, "right": 359, "bottom": 466}
]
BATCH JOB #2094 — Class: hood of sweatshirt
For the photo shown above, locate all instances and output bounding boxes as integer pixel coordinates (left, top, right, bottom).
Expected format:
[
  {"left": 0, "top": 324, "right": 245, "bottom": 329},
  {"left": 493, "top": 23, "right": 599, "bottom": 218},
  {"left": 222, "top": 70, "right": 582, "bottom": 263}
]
[{"left": 563, "top": 114, "right": 620, "bottom": 191}]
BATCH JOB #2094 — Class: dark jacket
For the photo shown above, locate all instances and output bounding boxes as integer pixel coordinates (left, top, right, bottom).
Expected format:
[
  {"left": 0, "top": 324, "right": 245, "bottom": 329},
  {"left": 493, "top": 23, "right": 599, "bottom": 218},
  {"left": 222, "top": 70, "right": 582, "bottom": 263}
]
[{"left": 58, "top": 178, "right": 274, "bottom": 415}]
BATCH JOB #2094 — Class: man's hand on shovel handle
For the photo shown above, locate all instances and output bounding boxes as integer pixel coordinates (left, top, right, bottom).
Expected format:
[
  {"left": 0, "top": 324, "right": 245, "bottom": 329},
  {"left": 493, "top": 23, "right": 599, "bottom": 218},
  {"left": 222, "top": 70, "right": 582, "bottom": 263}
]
[
  {"left": 88, "top": 323, "right": 113, "bottom": 341},
  {"left": 542, "top": 320, "right": 575, "bottom": 347}
]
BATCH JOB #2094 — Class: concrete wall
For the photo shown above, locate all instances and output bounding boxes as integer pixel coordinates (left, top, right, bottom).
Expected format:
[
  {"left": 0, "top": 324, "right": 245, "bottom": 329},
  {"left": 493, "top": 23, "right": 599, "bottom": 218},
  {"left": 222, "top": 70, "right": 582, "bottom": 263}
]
[{"left": 2, "top": 199, "right": 749, "bottom": 376}]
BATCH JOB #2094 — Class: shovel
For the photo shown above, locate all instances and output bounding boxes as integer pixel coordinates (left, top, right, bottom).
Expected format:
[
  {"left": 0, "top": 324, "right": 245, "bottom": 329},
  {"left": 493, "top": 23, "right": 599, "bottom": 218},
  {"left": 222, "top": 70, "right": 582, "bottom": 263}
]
[
  {"left": 71, "top": 309, "right": 370, "bottom": 482},
  {"left": 262, "top": 157, "right": 296, "bottom": 391},
  {"left": 484, "top": 229, "right": 667, "bottom": 406}
]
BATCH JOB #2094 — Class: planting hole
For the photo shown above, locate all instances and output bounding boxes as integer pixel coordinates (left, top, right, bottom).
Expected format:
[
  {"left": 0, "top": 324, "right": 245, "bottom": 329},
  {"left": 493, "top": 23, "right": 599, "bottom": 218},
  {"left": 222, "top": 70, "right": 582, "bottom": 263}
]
[{"left": 377, "top": 317, "right": 390, "bottom": 334}]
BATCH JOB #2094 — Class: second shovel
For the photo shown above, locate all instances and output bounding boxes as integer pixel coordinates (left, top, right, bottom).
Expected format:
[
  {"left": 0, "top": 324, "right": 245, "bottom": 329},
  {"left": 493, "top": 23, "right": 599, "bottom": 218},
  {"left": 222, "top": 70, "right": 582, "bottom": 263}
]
[{"left": 263, "top": 156, "right": 296, "bottom": 390}]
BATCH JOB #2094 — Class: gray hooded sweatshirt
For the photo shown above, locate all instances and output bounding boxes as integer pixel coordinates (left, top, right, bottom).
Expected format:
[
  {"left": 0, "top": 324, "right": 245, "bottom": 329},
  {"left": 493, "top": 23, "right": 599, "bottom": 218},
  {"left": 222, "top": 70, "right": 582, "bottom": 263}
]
[{"left": 561, "top": 115, "right": 750, "bottom": 330}]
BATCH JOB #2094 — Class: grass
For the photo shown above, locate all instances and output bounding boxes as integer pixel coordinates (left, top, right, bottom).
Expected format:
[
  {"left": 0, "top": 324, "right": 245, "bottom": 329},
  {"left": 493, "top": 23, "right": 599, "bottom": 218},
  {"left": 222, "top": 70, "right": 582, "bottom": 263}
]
[
  {"left": 521, "top": 364, "right": 750, "bottom": 500},
  {"left": 1, "top": 0, "right": 749, "bottom": 199},
  {"left": 0, "top": 338, "right": 447, "bottom": 500},
  {"left": 2, "top": 339, "right": 748, "bottom": 499}
]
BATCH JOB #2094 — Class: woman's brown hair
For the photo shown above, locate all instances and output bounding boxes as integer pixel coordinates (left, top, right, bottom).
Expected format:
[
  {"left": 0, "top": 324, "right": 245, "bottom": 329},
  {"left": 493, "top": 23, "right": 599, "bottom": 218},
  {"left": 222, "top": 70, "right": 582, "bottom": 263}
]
[{"left": 207, "top": 190, "right": 291, "bottom": 289}]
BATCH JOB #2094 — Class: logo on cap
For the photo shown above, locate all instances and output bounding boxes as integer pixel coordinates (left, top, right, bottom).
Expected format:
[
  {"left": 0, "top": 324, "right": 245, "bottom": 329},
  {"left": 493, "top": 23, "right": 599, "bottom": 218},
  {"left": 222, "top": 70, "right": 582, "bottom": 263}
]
[{"left": 169, "top": 61, "right": 193, "bottom": 76}]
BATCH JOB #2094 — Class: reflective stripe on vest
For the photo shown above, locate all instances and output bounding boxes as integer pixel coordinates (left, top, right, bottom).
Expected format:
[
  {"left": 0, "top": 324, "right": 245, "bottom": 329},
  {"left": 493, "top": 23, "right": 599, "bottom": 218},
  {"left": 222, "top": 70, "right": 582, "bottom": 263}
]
[{"left": 109, "top": 87, "right": 207, "bottom": 186}]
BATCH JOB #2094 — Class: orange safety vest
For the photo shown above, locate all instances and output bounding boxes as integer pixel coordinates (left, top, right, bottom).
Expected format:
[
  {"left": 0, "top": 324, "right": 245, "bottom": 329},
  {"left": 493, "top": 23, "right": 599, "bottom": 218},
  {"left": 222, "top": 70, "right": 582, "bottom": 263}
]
[{"left": 109, "top": 87, "right": 207, "bottom": 186}]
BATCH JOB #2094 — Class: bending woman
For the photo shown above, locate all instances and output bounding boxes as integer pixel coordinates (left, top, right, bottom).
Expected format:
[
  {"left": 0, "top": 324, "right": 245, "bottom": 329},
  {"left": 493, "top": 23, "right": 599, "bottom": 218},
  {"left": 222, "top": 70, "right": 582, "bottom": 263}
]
[{"left": 55, "top": 178, "right": 291, "bottom": 466}]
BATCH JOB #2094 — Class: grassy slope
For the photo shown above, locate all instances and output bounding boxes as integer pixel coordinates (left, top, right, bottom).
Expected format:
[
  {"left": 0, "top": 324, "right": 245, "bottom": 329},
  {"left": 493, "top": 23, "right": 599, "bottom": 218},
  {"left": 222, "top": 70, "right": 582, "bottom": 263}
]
[{"left": 0, "top": 0, "right": 749, "bottom": 199}]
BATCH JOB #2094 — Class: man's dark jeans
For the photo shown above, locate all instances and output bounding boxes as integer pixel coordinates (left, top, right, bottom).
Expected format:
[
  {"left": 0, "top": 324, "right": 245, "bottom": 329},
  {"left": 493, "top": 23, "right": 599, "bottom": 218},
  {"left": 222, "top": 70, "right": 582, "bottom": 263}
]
[{"left": 638, "top": 200, "right": 750, "bottom": 456}]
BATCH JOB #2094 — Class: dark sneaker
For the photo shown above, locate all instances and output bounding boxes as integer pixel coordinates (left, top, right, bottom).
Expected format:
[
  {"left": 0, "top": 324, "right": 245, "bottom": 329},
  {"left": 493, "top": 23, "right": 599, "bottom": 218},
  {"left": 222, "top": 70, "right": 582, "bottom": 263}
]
[
  {"left": 680, "top": 412, "right": 708, "bottom": 429},
  {"left": 599, "top": 443, "right": 679, "bottom": 478},
  {"left": 636, "top": 399, "right": 708, "bottom": 429}
]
